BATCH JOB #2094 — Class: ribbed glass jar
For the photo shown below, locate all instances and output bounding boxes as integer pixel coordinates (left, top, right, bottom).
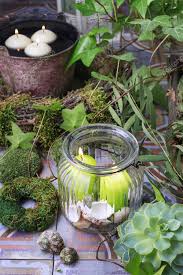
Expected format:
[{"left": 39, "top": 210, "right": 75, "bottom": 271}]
[{"left": 58, "top": 124, "right": 144, "bottom": 233}]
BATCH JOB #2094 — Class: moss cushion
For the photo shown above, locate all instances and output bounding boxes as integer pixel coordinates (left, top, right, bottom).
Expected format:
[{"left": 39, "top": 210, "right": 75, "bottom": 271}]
[
  {"left": 0, "top": 177, "right": 58, "bottom": 232},
  {"left": 0, "top": 148, "right": 41, "bottom": 183}
]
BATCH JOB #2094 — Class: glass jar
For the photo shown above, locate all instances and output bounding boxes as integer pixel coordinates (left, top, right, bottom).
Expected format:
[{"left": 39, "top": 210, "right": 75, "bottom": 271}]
[{"left": 58, "top": 124, "right": 144, "bottom": 233}]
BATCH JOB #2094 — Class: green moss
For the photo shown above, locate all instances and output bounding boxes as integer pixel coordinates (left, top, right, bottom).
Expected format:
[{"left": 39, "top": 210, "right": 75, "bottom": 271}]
[
  {"left": 34, "top": 110, "right": 62, "bottom": 150},
  {"left": 63, "top": 84, "right": 112, "bottom": 124},
  {"left": 0, "top": 149, "right": 41, "bottom": 183},
  {"left": 0, "top": 177, "right": 58, "bottom": 232},
  {"left": 0, "top": 106, "right": 16, "bottom": 146}
]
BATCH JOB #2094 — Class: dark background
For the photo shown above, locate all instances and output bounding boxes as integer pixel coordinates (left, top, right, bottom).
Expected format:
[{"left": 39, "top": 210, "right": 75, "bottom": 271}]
[{"left": 0, "top": 0, "right": 57, "bottom": 15}]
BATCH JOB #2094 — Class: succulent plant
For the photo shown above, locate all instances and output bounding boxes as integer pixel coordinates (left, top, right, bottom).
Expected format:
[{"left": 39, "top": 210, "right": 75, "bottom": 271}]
[
  {"left": 60, "top": 247, "right": 78, "bottom": 265},
  {"left": 114, "top": 202, "right": 183, "bottom": 275},
  {"left": 37, "top": 230, "right": 64, "bottom": 254}
]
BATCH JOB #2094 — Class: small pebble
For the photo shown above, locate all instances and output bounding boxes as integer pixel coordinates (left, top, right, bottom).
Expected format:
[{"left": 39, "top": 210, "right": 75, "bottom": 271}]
[
  {"left": 60, "top": 247, "right": 78, "bottom": 265},
  {"left": 37, "top": 230, "right": 64, "bottom": 254}
]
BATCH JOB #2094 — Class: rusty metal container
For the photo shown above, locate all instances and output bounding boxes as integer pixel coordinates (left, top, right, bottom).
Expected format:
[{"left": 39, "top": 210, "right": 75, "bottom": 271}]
[{"left": 0, "top": 7, "right": 79, "bottom": 97}]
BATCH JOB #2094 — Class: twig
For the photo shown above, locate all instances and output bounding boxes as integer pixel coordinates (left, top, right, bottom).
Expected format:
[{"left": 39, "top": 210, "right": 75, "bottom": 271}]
[{"left": 94, "top": 0, "right": 115, "bottom": 21}]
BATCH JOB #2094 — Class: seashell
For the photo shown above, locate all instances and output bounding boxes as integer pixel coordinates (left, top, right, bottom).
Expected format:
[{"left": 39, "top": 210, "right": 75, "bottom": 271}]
[
  {"left": 114, "top": 207, "right": 130, "bottom": 224},
  {"left": 37, "top": 230, "right": 64, "bottom": 254}
]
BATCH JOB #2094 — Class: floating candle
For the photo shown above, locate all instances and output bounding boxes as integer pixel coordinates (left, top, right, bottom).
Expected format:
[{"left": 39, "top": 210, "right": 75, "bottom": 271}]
[
  {"left": 31, "top": 25, "right": 57, "bottom": 44},
  {"left": 24, "top": 41, "right": 52, "bottom": 58},
  {"left": 5, "top": 29, "right": 31, "bottom": 50}
]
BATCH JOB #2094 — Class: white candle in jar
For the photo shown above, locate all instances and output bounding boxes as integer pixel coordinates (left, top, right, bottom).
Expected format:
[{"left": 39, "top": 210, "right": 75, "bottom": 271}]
[
  {"left": 5, "top": 29, "right": 31, "bottom": 50},
  {"left": 31, "top": 25, "right": 57, "bottom": 44},
  {"left": 24, "top": 40, "right": 52, "bottom": 58}
]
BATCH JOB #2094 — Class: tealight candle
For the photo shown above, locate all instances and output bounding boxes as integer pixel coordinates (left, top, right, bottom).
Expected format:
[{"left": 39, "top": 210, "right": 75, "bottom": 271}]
[
  {"left": 24, "top": 41, "right": 52, "bottom": 58},
  {"left": 31, "top": 25, "right": 57, "bottom": 44},
  {"left": 5, "top": 29, "right": 31, "bottom": 50}
]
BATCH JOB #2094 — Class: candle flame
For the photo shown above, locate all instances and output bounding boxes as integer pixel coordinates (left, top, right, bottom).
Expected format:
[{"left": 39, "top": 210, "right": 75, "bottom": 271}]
[
  {"left": 15, "top": 29, "right": 19, "bottom": 37},
  {"left": 79, "top": 147, "right": 84, "bottom": 158},
  {"left": 42, "top": 25, "right": 46, "bottom": 32}
]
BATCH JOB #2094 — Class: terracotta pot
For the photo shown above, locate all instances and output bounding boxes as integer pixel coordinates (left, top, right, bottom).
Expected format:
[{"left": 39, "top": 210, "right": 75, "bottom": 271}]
[{"left": 0, "top": 7, "right": 79, "bottom": 97}]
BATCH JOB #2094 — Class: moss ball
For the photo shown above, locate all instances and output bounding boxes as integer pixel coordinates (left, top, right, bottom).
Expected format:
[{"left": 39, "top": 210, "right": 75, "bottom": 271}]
[
  {"left": 0, "top": 177, "right": 58, "bottom": 232},
  {"left": 0, "top": 148, "right": 41, "bottom": 183}
]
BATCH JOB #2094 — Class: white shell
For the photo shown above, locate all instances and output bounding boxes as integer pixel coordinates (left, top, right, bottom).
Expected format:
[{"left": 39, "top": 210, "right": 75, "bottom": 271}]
[
  {"left": 24, "top": 42, "right": 52, "bottom": 57},
  {"left": 31, "top": 29, "right": 57, "bottom": 44},
  {"left": 5, "top": 34, "right": 31, "bottom": 50},
  {"left": 114, "top": 207, "right": 130, "bottom": 224},
  {"left": 90, "top": 201, "right": 114, "bottom": 220},
  {"left": 66, "top": 204, "right": 81, "bottom": 223}
]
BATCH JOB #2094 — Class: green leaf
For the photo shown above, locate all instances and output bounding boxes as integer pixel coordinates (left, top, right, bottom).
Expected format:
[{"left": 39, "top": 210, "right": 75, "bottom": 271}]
[
  {"left": 139, "top": 31, "right": 155, "bottom": 41},
  {"left": 116, "top": 0, "right": 125, "bottom": 8},
  {"left": 74, "top": 0, "right": 96, "bottom": 16},
  {"left": 153, "top": 15, "right": 172, "bottom": 27},
  {"left": 60, "top": 103, "right": 89, "bottom": 132},
  {"left": 68, "top": 35, "right": 96, "bottom": 68},
  {"left": 124, "top": 114, "right": 136, "bottom": 130},
  {"left": 163, "top": 25, "right": 183, "bottom": 42},
  {"left": 91, "top": 71, "right": 112, "bottom": 82},
  {"left": 144, "top": 250, "right": 162, "bottom": 270},
  {"left": 110, "top": 52, "right": 136, "bottom": 62},
  {"left": 6, "top": 122, "right": 35, "bottom": 150},
  {"left": 167, "top": 219, "right": 181, "bottom": 231},
  {"left": 33, "top": 101, "right": 62, "bottom": 112},
  {"left": 123, "top": 232, "right": 146, "bottom": 248},
  {"left": 132, "top": 213, "right": 149, "bottom": 231},
  {"left": 126, "top": 94, "right": 145, "bottom": 122},
  {"left": 142, "top": 123, "right": 158, "bottom": 145},
  {"left": 126, "top": 252, "right": 143, "bottom": 275},
  {"left": 113, "top": 86, "right": 123, "bottom": 113},
  {"left": 149, "top": 180, "right": 165, "bottom": 202},
  {"left": 88, "top": 26, "right": 110, "bottom": 36},
  {"left": 132, "top": 0, "right": 155, "bottom": 18},
  {"left": 135, "top": 239, "right": 154, "bottom": 255},
  {"left": 108, "top": 106, "right": 122, "bottom": 126},
  {"left": 174, "top": 145, "right": 183, "bottom": 153},
  {"left": 154, "top": 265, "right": 166, "bottom": 275},
  {"left": 81, "top": 47, "right": 103, "bottom": 67},
  {"left": 139, "top": 154, "right": 166, "bottom": 162},
  {"left": 154, "top": 238, "right": 171, "bottom": 251}
]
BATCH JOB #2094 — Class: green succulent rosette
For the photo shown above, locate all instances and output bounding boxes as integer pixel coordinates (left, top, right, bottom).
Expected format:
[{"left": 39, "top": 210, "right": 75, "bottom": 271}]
[{"left": 114, "top": 202, "right": 183, "bottom": 275}]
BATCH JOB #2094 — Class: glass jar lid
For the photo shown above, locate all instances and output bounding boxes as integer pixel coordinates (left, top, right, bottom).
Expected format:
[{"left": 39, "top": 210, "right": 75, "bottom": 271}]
[{"left": 62, "top": 124, "right": 139, "bottom": 175}]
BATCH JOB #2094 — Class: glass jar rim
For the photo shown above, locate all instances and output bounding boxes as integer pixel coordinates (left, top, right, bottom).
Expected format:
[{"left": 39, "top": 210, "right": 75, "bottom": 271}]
[{"left": 62, "top": 124, "right": 139, "bottom": 175}]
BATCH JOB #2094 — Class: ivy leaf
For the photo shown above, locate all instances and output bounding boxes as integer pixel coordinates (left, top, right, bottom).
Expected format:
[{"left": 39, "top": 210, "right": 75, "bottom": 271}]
[
  {"left": 67, "top": 35, "right": 96, "bottom": 68},
  {"left": 60, "top": 103, "right": 89, "bottom": 132},
  {"left": 117, "top": 0, "right": 125, "bottom": 8},
  {"left": 153, "top": 15, "right": 172, "bottom": 28},
  {"left": 81, "top": 47, "right": 103, "bottom": 67},
  {"left": 6, "top": 122, "right": 35, "bottom": 150},
  {"left": 163, "top": 25, "right": 183, "bottom": 42},
  {"left": 91, "top": 71, "right": 113, "bottom": 82},
  {"left": 110, "top": 52, "right": 136, "bottom": 62},
  {"left": 74, "top": 0, "right": 96, "bottom": 16},
  {"left": 132, "top": 0, "right": 155, "bottom": 18}
]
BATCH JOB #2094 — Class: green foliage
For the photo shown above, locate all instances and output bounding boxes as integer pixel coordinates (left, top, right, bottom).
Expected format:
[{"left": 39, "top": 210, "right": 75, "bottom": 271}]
[
  {"left": 0, "top": 106, "right": 16, "bottom": 146},
  {"left": 115, "top": 202, "right": 183, "bottom": 275},
  {"left": 0, "top": 177, "right": 58, "bottom": 231},
  {"left": 104, "top": 65, "right": 167, "bottom": 132},
  {"left": 34, "top": 101, "right": 63, "bottom": 150},
  {"left": 0, "top": 148, "right": 41, "bottom": 183},
  {"left": 61, "top": 103, "right": 89, "bottom": 132},
  {"left": 6, "top": 122, "right": 35, "bottom": 150},
  {"left": 130, "top": 0, "right": 183, "bottom": 41}
]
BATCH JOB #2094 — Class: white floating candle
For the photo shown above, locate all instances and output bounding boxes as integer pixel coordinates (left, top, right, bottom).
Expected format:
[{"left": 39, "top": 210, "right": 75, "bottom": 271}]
[
  {"left": 31, "top": 25, "right": 57, "bottom": 44},
  {"left": 24, "top": 41, "right": 52, "bottom": 58},
  {"left": 5, "top": 29, "right": 31, "bottom": 50}
]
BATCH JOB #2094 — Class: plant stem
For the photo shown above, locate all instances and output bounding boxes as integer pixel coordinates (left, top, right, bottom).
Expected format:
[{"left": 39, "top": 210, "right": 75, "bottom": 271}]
[{"left": 94, "top": 0, "right": 115, "bottom": 21}]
